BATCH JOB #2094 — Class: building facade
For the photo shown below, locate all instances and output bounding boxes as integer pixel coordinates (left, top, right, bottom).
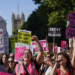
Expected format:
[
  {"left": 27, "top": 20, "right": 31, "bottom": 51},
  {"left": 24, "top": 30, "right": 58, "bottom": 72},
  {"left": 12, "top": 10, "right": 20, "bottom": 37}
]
[
  {"left": 0, "top": 16, "right": 9, "bottom": 55},
  {"left": 12, "top": 13, "right": 25, "bottom": 34}
]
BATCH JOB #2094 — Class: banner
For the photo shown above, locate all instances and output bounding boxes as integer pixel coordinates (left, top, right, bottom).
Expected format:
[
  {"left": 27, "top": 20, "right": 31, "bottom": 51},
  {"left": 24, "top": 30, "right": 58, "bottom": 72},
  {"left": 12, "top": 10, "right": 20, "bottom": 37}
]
[
  {"left": 15, "top": 43, "right": 33, "bottom": 62},
  {"left": 9, "top": 35, "right": 17, "bottom": 53},
  {"left": 52, "top": 45, "right": 58, "bottom": 53},
  {"left": 0, "top": 29, "right": 5, "bottom": 54},
  {"left": 32, "top": 40, "right": 49, "bottom": 53},
  {"left": 66, "top": 11, "right": 75, "bottom": 38},
  {"left": 0, "top": 72, "right": 13, "bottom": 75},
  {"left": 61, "top": 41, "right": 67, "bottom": 52},
  {"left": 18, "top": 30, "right": 31, "bottom": 45}
]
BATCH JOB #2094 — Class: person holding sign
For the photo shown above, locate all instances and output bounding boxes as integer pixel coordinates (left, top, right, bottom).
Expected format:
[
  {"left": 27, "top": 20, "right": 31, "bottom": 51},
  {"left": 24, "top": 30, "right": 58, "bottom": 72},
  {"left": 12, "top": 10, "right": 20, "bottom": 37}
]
[
  {"left": 14, "top": 35, "right": 43, "bottom": 75},
  {"left": 50, "top": 37, "right": 75, "bottom": 75}
]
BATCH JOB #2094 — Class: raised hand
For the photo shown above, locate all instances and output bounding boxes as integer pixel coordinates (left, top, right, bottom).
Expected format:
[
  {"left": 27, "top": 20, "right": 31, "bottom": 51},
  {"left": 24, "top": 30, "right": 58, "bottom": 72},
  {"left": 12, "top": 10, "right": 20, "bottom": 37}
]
[{"left": 32, "top": 35, "right": 38, "bottom": 42}]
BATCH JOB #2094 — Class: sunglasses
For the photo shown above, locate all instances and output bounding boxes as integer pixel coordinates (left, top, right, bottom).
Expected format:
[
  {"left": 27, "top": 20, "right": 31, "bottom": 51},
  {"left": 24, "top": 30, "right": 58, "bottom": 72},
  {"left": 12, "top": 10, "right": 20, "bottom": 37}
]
[
  {"left": 8, "top": 60, "right": 14, "bottom": 63},
  {"left": 47, "top": 56, "right": 50, "bottom": 58}
]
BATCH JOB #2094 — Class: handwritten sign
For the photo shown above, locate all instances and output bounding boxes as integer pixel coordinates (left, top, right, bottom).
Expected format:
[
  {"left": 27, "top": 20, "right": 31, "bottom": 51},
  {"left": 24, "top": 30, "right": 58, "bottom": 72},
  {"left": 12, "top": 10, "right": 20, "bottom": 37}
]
[
  {"left": 0, "top": 72, "right": 13, "bottom": 75},
  {"left": 66, "top": 11, "right": 75, "bottom": 38},
  {"left": 32, "top": 40, "right": 49, "bottom": 53},
  {"left": 15, "top": 43, "right": 33, "bottom": 61},
  {"left": 18, "top": 30, "right": 31, "bottom": 45}
]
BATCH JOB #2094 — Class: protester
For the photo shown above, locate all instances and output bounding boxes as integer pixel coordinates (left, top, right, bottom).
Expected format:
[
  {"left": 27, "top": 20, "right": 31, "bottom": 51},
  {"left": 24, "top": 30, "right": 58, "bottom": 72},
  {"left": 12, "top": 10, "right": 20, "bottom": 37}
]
[
  {"left": 13, "top": 35, "right": 43, "bottom": 75},
  {"left": 7, "top": 57, "right": 15, "bottom": 74},
  {"left": 41, "top": 63, "right": 48, "bottom": 75},
  {"left": 1, "top": 54, "right": 9, "bottom": 70},
  {"left": 45, "top": 56, "right": 55, "bottom": 75},
  {"left": 9, "top": 53, "right": 14, "bottom": 59},
  {"left": 45, "top": 53, "right": 53, "bottom": 67},
  {"left": 50, "top": 37, "right": 75, "bottom": 75}
]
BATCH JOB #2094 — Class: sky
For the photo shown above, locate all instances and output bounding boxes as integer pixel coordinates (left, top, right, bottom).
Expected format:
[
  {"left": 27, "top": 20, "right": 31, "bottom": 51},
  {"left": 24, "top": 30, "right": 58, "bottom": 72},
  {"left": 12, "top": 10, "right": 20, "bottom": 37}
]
[{"left": 0, "top": 0, "right": 38, "bottom": 36}]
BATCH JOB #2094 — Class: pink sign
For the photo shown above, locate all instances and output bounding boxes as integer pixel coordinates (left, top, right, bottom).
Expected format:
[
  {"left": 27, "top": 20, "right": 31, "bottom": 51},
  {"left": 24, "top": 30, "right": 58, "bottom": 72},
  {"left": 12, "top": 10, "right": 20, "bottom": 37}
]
[
  {"left": 66, "top": 11, "right": 75, "bottom": 38},
  {"left": 61, "top": 41, "right": 67, "bottom": 52},
  {"left": 32, "top": 40, "right": 49, "bottom": 53},
  {"left": 15, "top": 47, "right": 26, "bottom": 61},
  {"left": 0, "top": 72, "right": 13, "bottom": 75},
  {"left": 52, "top": 45, "right": 58, "bottom": 53}
]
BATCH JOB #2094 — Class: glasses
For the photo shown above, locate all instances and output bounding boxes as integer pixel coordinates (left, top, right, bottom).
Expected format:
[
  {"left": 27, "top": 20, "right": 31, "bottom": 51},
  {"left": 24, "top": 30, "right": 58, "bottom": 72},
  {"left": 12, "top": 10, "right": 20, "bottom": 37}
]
[
  {"left": 8, "top": 60, "right": 14, "bottom": 63},
  {"left": 23, "top": 52, "right": 31, "bottom": 55}
]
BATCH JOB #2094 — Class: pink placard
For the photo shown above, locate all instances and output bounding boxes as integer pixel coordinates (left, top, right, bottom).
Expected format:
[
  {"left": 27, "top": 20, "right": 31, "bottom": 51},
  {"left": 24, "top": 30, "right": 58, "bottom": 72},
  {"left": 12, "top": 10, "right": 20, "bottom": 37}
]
[
  {"left": 15, "top": 47, "right": 26, "bottom": 61},
  {"left": 61, "top": 41, "right": 67, "bottom": 52},
  {"left": 0, "top": 72, "right": 13, "bottom": 75},
  {"left": 52, "top": 45, "right": 58, "bottom": 53},
  {"left": 32, "top": 40, "right": 49, "bottom": 53}
]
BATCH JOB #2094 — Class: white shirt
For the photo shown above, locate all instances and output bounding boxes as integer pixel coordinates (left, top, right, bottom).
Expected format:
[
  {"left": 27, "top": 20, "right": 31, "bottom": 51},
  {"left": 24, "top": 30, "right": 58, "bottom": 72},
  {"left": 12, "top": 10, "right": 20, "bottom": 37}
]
[{"left": 45, "top": 66, "right": 52, "bottom": 75}]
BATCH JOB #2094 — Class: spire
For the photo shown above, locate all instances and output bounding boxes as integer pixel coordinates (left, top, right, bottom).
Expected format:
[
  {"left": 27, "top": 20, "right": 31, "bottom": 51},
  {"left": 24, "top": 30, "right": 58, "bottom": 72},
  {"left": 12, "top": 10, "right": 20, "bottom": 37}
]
[
  {"left": 17, "top": 2, "right": 20, "bottom": 19},
  {"left": 18, "top": 2, "right": 19, "bottom": 14}
]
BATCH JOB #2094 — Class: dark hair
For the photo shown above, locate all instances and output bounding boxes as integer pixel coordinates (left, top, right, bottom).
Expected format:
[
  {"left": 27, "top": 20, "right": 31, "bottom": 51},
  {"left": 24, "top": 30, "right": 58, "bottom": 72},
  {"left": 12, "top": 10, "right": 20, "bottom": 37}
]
[
  {"left": 23, "top": 49, "right": 32, "bottom": 56},
  {"left": 57, "top": 52, "right": 71, "bottom": 74},
  {"left": 8, "top": 56, "right": 14, "bottom": 61},
  {"left": 1, "top": 54, "right": 9, "bottom": 65},
  {"left": 23, "top": 49, "right": 33, "bottom": 61}
]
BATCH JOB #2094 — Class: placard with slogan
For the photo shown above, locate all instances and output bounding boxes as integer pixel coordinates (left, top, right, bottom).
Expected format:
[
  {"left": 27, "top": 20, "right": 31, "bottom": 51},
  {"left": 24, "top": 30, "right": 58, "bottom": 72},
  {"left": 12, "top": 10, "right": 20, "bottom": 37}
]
[
  {"left": 66, "top": 11, "right": 75, "bottom": 38},
  {"left": 18, "top": 30, "right": 31, "bottom": 45},
  {"left": 48, "top": 27, "right": 61, "bottom": 37},
  {"left": 9, "top": 35, "right": 17, "bottom": 53},
  {"left": 0, "top": 29, "right": 5, "bottom": 54},
  {"left": 15, "top": 43, "right": 33, "bottom": 62}
]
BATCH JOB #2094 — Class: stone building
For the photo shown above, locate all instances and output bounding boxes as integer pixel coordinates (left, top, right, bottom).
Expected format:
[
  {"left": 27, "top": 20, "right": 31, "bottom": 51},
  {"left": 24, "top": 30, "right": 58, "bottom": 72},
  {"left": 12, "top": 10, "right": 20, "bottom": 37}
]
[
  {"left": 0, "top": 16, "right": 9, "bottom": 55},
  {"left": 12, "top": 13, "right": 25, "bottom": 34}
]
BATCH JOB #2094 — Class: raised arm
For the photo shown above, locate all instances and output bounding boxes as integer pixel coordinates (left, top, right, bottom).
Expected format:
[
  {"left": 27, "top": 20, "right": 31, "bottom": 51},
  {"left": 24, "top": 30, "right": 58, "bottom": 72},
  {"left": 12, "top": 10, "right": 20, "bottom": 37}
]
[
  {"left": 71, "top": 37, "right": 75, "bottom": 68},
  {"left": 50, "top": 62, "right": 58, "bottom": 75},
  {"left": 32, "top": 35, "right": 43, "bottom": 64}
]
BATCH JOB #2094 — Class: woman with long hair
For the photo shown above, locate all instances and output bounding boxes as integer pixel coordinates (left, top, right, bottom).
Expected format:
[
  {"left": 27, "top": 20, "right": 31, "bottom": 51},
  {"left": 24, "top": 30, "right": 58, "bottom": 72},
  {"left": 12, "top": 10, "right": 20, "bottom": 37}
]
[
  {"left": 14, "top": 35, "right": 43, "bottom": 75},
  {"left": 50, "top": 37, "right": 75, "bottom": 75},
  {"left": 1, "top": 54, "right": 9, "bottom": 70},
  {"left": 7, "top": 57, "right": 15, "bottom": 74}
]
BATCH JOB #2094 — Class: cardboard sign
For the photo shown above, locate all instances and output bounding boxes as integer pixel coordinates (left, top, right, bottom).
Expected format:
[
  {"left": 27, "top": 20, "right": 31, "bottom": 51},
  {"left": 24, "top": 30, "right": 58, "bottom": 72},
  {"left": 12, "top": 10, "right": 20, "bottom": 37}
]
[
  {"left": 52, "top": 45, "right": 58, "bottom": 53},
  {"left": 0, "top": 29, "right": 5, "bottom": 54},
  {"left": 0, "top": 72, "right": 13, "bottom": 75},
  {"left": 15, "top": 43, "right": 33, "bottom": 61},
  {"left": 32, "top": 40, "right": 49, "bottom": 53},
  {"left": 61, "top": 41, "right": 67, "bottom": 52},
  {"left": 66, "top": 11, "right": 75, "bottom": 38},
  {"left": 10, "top": 35, "right": 17, "bottom": 53},
  {"left": 18, "top": 30, "right": 31, "bottom": 45},
  {"left": 48, "top": 28, "right": 61, "bottom": 37}
]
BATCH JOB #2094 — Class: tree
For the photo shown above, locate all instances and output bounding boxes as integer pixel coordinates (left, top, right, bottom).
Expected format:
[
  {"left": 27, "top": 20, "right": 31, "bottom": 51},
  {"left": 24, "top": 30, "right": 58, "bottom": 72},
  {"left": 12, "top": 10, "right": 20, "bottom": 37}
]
[
  {"left": 33, "top": 0, "right": 43, "bottom": 4},
  {"left": 12, "top": 29, "right": 18, "bottom": 35}
]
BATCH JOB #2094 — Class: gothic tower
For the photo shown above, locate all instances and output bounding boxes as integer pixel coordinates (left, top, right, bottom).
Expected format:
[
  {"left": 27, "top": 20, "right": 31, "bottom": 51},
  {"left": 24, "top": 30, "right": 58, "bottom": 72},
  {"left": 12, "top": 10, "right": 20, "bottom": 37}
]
[{"left": 12, "top": 13, "right": 25, "bottom": 34}]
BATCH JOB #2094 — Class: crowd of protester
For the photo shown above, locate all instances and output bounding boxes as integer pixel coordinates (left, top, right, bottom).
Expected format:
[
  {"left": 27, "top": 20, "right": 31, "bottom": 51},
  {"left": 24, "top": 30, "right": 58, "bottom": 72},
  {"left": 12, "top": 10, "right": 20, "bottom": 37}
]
[{"left": 0, "top": 36, "right": 75, "bottom": 75}]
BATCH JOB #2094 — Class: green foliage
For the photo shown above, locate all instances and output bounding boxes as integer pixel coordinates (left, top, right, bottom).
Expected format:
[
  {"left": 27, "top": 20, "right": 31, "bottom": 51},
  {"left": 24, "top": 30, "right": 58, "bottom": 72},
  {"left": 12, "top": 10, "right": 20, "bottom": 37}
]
[
  {"left": 19, "top": 22, "right": 27, "bottom": 30},
  {"left": 33, "top": 0, "right": 43, "bottom": 4},
  {"left": 12, "top": 29, "right": 18, "bottom": 35}
]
